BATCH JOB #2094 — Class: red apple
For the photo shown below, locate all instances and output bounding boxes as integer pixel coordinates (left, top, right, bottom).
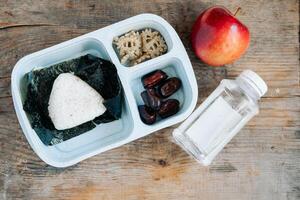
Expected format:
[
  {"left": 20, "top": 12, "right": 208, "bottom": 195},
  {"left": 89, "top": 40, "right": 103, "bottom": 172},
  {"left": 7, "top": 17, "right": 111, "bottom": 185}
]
[{"left": 191, "top": 6, "right": 250, "bottom": 66}]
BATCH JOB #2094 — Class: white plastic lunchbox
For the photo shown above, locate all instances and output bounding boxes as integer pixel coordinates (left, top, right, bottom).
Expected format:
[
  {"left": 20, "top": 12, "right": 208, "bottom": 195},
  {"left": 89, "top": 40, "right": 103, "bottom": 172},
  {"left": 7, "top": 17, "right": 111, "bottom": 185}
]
[{"left": 11, "top": 14, "right": 198, "bottom": 167}]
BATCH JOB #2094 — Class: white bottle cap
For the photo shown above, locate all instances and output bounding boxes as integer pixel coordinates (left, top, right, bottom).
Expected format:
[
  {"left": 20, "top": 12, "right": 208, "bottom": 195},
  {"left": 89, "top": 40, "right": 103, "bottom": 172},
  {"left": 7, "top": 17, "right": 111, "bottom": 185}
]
[{"left": 238, "top": 70, "right": 268, "bottom": 97}]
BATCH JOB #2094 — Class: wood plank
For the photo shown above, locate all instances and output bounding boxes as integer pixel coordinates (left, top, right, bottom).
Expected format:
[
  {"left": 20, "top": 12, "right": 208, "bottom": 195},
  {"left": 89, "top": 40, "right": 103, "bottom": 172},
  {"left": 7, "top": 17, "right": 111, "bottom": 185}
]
[{"left": 0, "top": 0, "right": 299, "bottom": 200}]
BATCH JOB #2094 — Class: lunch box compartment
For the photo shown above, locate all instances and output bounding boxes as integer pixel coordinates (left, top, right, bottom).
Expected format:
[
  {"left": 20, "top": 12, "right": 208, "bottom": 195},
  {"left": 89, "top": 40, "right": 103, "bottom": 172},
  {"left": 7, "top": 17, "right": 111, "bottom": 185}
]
[
  {"left": 111, "top": 20, "right": 173, "bottom": 67},
  {"left": 130, "top": 58, "right": 194, "bottom": 126}
]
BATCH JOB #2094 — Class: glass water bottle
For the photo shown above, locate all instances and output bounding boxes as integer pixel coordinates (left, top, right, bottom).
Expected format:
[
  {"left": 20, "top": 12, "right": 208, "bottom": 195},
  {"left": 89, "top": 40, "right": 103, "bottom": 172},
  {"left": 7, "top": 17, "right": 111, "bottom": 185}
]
[{"left": 173, "top": 70, "right": 267, "bottom": 165}]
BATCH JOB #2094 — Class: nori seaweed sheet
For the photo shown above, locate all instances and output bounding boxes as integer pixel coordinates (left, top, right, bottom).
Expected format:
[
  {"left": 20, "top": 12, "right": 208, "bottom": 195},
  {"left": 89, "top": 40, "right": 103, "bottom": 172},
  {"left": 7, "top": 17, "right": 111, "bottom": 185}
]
[{"left": 23, "top": 54, "right": 122, "bottom": 145}]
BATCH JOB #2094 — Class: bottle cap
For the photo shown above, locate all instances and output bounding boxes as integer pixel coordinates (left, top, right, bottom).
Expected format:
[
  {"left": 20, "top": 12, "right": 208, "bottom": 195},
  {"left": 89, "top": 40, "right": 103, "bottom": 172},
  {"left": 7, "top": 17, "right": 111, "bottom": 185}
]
[{"left": 238, "top": 70, "right": 268, "bottom": 97}]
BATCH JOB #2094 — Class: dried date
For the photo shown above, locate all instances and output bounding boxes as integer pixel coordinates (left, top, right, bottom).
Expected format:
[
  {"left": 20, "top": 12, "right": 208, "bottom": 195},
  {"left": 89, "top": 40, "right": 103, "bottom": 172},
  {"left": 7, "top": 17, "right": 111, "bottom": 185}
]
[
  {"left": 138, "top": 105, "right": 156, "bottom": 125},
  {"left": 141, "top": 88, "right": 161, "bottom": 110},
  {"left": 142, "top": 70, "right": 168, "bottom": 88},
  {"left": 158, "top": 77, "right": 182, "bottom": 98},
  {"left": 158, "top": 99, "right": 180, "bottom": 118}
]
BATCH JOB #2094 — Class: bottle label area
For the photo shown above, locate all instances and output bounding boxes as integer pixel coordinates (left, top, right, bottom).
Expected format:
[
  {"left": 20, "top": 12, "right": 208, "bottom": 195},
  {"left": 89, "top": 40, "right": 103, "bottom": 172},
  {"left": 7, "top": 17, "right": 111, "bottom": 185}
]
[{"left": 185, "top": 96, "right": 242, "bottom": 155}]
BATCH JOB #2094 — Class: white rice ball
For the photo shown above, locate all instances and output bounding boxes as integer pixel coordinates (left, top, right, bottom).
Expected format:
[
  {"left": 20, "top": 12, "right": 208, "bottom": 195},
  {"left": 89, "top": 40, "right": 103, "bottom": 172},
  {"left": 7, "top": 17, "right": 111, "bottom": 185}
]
[{"left": 48, "top": 73, "right": 106, "bottom": 130}]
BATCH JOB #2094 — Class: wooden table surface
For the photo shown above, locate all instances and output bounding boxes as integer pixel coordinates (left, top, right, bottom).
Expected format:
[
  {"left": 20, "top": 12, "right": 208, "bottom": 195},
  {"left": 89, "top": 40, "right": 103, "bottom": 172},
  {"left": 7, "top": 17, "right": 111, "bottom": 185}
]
[{"left": 0, "top": 0, "right": 299, "bottom": 199}]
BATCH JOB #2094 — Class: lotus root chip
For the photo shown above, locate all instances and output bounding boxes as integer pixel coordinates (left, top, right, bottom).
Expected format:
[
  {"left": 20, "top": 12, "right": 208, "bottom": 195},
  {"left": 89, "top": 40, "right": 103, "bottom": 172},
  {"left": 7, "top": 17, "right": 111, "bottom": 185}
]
[
  {"left": 141, "top": 29, "right": 167, "bottom": 58},
  {"left": 113, "top": 31, "right": 142, "bottom": 64}
]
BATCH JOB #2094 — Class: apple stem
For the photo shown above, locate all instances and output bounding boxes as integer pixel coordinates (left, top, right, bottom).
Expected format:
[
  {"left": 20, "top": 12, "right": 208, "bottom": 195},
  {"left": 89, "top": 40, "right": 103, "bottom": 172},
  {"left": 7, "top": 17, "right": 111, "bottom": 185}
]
[{"left": 234, "top": 7, "right": 242, "bottom": 16}]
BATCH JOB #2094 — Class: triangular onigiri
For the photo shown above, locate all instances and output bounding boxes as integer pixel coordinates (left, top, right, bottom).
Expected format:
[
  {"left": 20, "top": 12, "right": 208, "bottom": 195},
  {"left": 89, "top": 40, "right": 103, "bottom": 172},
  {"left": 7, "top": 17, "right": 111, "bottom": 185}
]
[{"left": 48, "top": 73, "right": 106, "bottom": 130}]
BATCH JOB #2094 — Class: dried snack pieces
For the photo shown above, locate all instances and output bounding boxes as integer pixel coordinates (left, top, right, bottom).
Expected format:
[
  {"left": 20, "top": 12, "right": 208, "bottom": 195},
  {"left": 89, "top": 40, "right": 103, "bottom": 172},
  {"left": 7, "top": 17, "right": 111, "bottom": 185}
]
[
  {"left": 113, "top": 29, "right": 167, "bottom": 66},
  {"left": 113, "top": 31, "right": 142, "bottom": 64},
  {"left": 135, "top": 29, "right": 167, "bottom": 64}
]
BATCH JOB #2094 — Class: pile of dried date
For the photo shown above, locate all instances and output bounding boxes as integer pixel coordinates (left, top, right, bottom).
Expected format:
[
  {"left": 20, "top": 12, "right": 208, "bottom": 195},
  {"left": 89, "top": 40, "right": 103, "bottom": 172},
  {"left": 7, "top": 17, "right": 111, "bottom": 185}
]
[{"left": 138, "top": 70, "right": 182, "bottom": 124}]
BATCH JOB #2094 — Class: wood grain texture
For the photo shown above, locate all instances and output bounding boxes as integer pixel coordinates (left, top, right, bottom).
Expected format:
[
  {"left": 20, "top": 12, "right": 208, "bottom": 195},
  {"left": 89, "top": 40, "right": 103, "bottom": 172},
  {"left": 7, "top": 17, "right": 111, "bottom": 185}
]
[{"left": 0, "top": 0, "right": 299, "bottom": 199}]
